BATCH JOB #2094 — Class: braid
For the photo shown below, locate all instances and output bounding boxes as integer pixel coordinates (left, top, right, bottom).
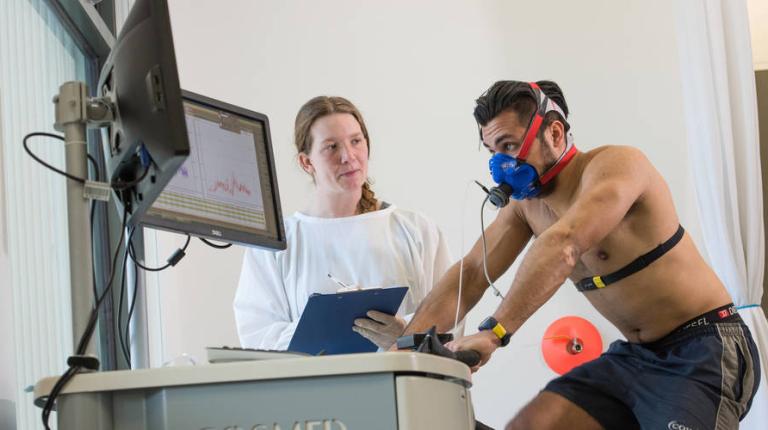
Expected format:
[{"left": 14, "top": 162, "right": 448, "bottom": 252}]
[{"left": 357, "top": 181, "right": 378, "bottom": 214}]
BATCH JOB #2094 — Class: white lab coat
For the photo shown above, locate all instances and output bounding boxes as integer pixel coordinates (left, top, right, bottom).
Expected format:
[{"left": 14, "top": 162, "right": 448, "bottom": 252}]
[{"left": 234, "top": 205, "right": 453, "bottom": 350}]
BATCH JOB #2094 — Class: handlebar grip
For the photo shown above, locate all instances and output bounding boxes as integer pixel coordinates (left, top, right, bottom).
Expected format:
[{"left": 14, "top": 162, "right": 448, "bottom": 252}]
[{"left": 454, "top": 349, "right": 481, "bottom": 367}]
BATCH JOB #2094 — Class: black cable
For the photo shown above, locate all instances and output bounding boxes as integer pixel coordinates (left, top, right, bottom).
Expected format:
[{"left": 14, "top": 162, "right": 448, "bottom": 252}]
[
  {"left": 23, "top": 133, "right": 88, "bottom": 183},
  {"left": 124, "top": 257, "right": 140, "bottom": 367},
  {"left": 117, "top": 227, "right": 134, "bottom": 366},
  {"left": 90, "top": 203, "right": 98, "bottom": 300},
  {"left": 117, "top": 283, "right": 127, "bottom": 363},
  {"left": 199, "top": 237, "right": 232, "bottom": 249},
  {"left": 40, "top": 365, "right": 81, "bottom": 428},
  {"left": 81, "top": 207, "right": 128, "bottom": 341},
  {"left": 112, "top": 165, "right": 150, "bottom": 190},
  {"left": 127, "top": 241, "right": 164, "bottom": 271},
  {"left": 118, "top": 230, "right": 191, "bottom": 368},
  {"left": 87, "top": 153, "right": 104, "bottom": 301},
  {"left": 23, "top": 133, "right": 99, "bottom": 184},
  {"left": 128, "top": 233, "right": 191, "bottom": 272},
  {"left": 25, "top": 131, "right": 150, "bottom": 194},
  {"left": 88, "top": 157, "right": 100, "bottom": 300},
  {"left": 118, "top": 229, "right": 192, "bottom": 367},
  {"left": 86, "top": 154, "right": 99, "bottom": 178},
  {"left": 42, "top": 207, "right": 129, "bottom": 430},
  {"left": 77, "top": 207, "right": 128, "bottom": 354}
]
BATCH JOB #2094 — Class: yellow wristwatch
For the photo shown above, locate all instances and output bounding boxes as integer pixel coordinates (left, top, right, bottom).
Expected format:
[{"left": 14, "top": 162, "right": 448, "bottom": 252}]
[{"left": 478, "top": 316, "right": 511, "bottom": 346}]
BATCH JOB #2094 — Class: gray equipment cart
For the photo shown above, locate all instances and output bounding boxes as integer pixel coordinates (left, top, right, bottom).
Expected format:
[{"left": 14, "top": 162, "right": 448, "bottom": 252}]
[{"left": 34, "top": 352, "right": 475, "bottom": 429}]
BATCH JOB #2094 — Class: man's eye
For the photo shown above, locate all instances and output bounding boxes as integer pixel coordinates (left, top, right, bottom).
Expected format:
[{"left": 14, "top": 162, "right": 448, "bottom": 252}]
[
  {"left": 325, "top": 143, "right": 337, "bottom": 151},
  {"left": 351, "top": 138, "right": 362, "bottom": 145}
]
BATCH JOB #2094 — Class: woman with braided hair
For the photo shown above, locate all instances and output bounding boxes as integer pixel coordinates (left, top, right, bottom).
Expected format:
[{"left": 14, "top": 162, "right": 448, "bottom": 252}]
[{"left": 234, "top": 96, "right": 454, "bottom": 351}]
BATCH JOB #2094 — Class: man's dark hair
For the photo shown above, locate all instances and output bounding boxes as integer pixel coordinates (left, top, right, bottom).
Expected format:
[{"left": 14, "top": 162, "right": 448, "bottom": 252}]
[{"left": 473, "top": 80, "right": 570, "bottom": 138}]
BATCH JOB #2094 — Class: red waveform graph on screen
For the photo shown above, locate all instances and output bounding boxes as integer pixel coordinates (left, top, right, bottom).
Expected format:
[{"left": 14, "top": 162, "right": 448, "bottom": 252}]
[{"left": 208, "top": 175, "right": 253, "bottom": 197}]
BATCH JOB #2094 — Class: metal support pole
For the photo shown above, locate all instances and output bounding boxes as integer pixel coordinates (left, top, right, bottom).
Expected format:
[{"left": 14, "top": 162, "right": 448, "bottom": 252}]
[{"left": 54, "top": 81, "right": 96, "bottom": 355}]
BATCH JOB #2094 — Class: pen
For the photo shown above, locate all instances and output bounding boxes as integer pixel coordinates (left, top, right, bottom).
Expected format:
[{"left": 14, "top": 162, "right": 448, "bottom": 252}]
[{"left": 327, "top": 273, "right": 352, "bottom": 289}]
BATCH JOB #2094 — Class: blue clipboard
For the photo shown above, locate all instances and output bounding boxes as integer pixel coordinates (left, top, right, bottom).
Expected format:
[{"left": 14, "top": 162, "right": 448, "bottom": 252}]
[{"left": 287, "top": 286, "right": 409, "bottom": 355}]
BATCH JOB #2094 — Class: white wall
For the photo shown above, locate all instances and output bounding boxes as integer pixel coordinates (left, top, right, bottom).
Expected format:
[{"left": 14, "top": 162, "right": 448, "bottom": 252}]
[
  {"left": 147, "top": 1, "right": 704, "bottom": 427},
  {"left": 748, "top": 0, "right": 768, "bottom": 69}
]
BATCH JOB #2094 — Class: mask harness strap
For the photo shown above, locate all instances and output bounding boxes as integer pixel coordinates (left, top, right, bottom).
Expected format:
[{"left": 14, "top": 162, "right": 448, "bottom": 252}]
[{"left": 516, "top": 82, "right": 577, "bottom": 185}]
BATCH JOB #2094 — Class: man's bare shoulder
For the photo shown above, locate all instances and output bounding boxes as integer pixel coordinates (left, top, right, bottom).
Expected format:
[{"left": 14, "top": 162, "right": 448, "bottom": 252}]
[
  {"left": 583, "top": 145, "right": 649, "bottom": 164},
  {"left": 581, "top": 145, "right": 653, "bottom": 183}
]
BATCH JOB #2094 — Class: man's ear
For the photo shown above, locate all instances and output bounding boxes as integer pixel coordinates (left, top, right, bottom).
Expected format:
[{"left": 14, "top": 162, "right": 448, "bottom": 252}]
[
  {"left": 298, "top": 153, "right": 314, "bottom": 174},
  {"left": 548, "top": 120, "right": 566, "bottom": 150}
]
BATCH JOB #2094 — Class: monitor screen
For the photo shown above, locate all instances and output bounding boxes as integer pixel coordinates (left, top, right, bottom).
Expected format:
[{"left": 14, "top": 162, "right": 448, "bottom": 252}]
[{"left": 142, "top": 90, "right": 286, "bottom": 250}]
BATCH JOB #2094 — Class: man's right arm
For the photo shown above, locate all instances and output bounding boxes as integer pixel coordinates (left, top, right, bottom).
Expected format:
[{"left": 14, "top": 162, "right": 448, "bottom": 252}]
[{"left": 403, "top": 202, "right": 533, "bottom": 335}]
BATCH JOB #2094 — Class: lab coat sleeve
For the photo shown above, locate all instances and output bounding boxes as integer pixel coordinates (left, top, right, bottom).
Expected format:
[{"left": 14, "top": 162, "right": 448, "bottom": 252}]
[
  {"left": 418, "top": 217, "right": 453, "bottom": 299},
  {"left": 429, "top": 227, "right": 453, "bottom": 288},
  {"left": 402, "top": 217, "right": 454, "bottom": 323},
  {"left": 234, "top": 248, "right": 297, "bottom": 350},
  {"left": 423, "top": 219, "right": 465, "bottom": 335}
]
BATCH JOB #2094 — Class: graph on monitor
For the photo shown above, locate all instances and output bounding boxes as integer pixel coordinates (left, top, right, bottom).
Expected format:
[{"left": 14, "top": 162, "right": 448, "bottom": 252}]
[{"left": 142, "top": 91, "right": 285, "bottom": 250}]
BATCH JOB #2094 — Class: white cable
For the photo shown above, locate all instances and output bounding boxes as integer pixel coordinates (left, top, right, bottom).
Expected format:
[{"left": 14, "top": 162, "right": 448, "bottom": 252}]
[
  {"left": 480, "top": 195, "right": 505, "bottom": 299},
  {"left": 454, "top": 181, "right": 508, "bottom": 330},
  {"left": 454, "top": 180, "right": 474, "bottom": 330},
  {"left": 454, "top": 181, "right": 509, "bottom": 331}
]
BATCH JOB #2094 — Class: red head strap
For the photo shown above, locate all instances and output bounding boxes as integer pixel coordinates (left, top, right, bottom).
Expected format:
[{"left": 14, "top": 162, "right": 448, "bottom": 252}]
[{"left": 516, "top": 82, "right": 577, "bottom": 185}]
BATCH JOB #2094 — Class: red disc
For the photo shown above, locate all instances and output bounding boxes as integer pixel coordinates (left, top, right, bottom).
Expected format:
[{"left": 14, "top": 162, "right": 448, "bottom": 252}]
[{"left": 541, "top": 316, "right": 603, "bottom": 375}]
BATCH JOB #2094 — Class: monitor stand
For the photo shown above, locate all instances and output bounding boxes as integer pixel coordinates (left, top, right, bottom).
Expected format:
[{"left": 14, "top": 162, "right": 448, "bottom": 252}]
[{"left": 52, "top": 81, "right": 113, "bottom": 355}]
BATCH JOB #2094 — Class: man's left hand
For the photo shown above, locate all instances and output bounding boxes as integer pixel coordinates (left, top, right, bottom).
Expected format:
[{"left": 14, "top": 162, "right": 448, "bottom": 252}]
[{"left": 446, "top": 331, "right": 501, "bottom": 372}]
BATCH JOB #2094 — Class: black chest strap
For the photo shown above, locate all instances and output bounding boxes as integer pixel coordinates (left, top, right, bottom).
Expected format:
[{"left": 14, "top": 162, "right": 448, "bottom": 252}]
[{"left": 575, "top": 225, "right": 685, "bottom": 292}]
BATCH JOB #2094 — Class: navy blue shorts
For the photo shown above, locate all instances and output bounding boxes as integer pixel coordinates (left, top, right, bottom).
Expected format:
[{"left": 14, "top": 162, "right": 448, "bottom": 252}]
[{"left": 544, "top": 307, "right": 760, "bottom": 429}]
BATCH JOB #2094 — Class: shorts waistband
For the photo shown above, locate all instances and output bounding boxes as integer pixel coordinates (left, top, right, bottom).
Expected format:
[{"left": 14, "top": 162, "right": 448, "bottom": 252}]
[
  {"left": 673, "top": 303, "right": 739, "bottom": 334},
  {"left": 642, "top": 303, "right": 742, "bottom": 350}
]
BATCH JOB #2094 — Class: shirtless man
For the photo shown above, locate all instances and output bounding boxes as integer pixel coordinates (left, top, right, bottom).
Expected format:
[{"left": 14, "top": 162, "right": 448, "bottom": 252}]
[{"left": 403, "top": 80, "right": 760, "bottom": 429}]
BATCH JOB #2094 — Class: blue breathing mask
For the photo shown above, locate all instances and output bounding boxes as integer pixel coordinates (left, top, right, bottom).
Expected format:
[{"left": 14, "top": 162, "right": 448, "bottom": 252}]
[
  {"left": 489, "top": 153, "right": 541, "bottom": 200},
  {"left": 484, "top": 81, "right": 578, "bottom": 206}
]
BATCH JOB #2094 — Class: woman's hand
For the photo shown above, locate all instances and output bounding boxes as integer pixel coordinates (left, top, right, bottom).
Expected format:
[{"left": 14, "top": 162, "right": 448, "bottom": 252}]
[{"left": 353, "top": 310, "right": 406, "bottom": 350}]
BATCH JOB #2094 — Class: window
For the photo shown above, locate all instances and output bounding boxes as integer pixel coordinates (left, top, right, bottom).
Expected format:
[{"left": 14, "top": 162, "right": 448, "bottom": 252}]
[{"left": 0, "top": 0, "right": 117, "bottom": 428}]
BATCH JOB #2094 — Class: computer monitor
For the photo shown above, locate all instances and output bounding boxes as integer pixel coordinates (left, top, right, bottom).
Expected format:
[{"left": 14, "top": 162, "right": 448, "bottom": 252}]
[
  {"left": 141, "top": 90, "right": 286, "bottom": 250},
  {"left": 97, "top": 0, "right": 189, "bottom": 228}
]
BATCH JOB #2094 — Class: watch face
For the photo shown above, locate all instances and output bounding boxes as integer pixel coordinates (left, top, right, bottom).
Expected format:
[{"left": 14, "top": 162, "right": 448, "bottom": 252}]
[{"left": 479, "top": 316, "right": 498, "bottom": 330}]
